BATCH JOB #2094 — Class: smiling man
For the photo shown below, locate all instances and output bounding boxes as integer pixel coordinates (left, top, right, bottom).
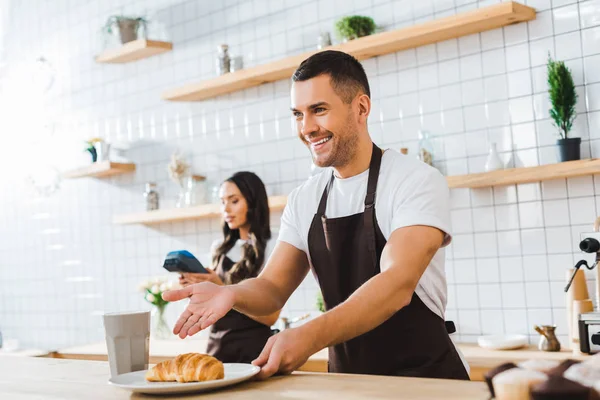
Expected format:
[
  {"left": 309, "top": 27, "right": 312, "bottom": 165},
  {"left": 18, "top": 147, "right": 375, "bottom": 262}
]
[{"left": 163, "top": 50, "right": 469, "bottom": 380}]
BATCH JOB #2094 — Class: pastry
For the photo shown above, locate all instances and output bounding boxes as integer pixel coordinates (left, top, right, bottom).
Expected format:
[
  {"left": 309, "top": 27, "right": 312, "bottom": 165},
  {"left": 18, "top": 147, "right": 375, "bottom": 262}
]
[
  {"left": 145, "top": 353, "right": 225, "bottom": 383},
  {"left": 492, "top": 368, "right": 547, "bottom": 400},
  {"left": 484, "top": 362, "right": 517, "bottom": 398},
  {"left": 530, "top": 375, "right": 590, "bottom": 400}
]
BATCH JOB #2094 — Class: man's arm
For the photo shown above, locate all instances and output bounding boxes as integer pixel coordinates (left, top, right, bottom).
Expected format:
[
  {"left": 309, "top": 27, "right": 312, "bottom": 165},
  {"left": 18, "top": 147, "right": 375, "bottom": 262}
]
[
  {"left": 252, "top": 224, "right": 444, "bottom": 378},
  {"left": 231, "top": 241, "right": 311, "bottom": 316}
]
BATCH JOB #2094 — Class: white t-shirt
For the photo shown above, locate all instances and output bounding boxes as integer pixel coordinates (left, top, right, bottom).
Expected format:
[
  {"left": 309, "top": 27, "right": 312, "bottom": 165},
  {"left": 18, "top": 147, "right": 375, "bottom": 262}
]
[
  {"left": 210, "top": 238, "right": 276, "bottom": 271},
  {"left": 278, "top": 149, "right": 452, "bottom": 320}
]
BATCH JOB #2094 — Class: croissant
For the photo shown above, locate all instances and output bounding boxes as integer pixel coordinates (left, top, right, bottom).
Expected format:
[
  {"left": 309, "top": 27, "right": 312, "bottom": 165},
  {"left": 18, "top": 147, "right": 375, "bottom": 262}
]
[{"left": 145, "top": 353, "right": 224, "bottom": 383}]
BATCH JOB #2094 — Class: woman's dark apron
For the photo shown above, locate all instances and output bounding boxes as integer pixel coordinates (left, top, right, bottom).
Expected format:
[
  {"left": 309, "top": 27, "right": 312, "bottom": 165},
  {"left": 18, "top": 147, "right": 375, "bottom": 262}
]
[
  {"left": 307, "top": 144, "right": 469, "bottom": 379},
  {"left": 206, "top": 255, "right": 272, "bottom": 363}
]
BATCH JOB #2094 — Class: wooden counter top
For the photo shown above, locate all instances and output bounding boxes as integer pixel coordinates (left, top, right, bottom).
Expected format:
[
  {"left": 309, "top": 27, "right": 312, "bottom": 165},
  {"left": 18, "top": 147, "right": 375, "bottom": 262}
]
[
  {"left": 51, "top": 340, "right": 591, "bottom": 380},
  {"left": 0, "top": 357, "right": 488, "bottom": 399}
]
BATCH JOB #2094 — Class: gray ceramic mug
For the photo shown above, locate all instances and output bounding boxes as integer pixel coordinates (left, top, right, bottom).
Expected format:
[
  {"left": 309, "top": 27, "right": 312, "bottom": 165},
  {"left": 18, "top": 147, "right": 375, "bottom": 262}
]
[{"left": 103, "top": 311, "right": 150, "bottom": 378}]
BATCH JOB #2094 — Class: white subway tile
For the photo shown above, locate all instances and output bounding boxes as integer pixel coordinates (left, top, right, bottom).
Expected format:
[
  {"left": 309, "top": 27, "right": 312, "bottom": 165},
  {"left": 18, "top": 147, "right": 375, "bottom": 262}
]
[
  {"left": 475, "top": 232, "right": 499, "bottom": 257},
  {"left": 452, "top": 234, "right": 476, "bottom": 259},
  {"left": 545, "top": 226, "right": 574, "bottom": 253},
  {"left": 454, "top": 259, "right": 478, "bottom": 283},
  {"left": 459, "top": 33, "right": 481, "bottom": 56},
  {"left": 529, "top": 10, "right": 554, "bottom": 40},
  {"left": 519, "top": 202, "right": 545, "bottom": 229},
  {"left": 494, "top": 185, "right": 519, "bottom": 205},
  {"left": 530, "top": 38, "right": 555, "bottom": 68},
  {"left": 456, "top": 284, "right": 480, "bottom": 308},
  {"left": 542, "top": 179, "right": 568, "bottom": 199},
  {"left": 482, "top": 48, "right": 507, "bottom": 76},
  {"left": 502, "top": 283, "right": 527, "bottom": 308},
  {"left": 525, "top": 282, "right": 552, "bottom": 308},
  {"left": 396, "top": 49, "right": 418, "bottom": 70},
  {"left": 580, "top": 0, "right": 600, "bottom": 29},
  {"left": 497, "top": 230, "right": 523, "bottom": 256},
  {"left": 417, "top": 44, "right": 437, "bottom": 65},
  {"left": 567, "top": 175, "right": 595, "bottom": 197},
  {"left": 472, "top": 206, "right": 496, "bottom": 232},
  {"left": 543, "top": 199, "right": 571, "bottom": 226},
  {"left": 479, "top": 284, "right": 503, "bottom": 308},
  {"left": 568, "top": 196, "right": 597, "bottom": 225},
  {"left": 460, "top": 54, "right": 483, "bottom": 80},
  {"left": 437, "top": 38, "right": 459, "bottom": 61},
  {"left": 585, "top": 55, "right": 600, "bottom": 85},
  {"left": 438, "top": 59, "right": 461, "bottom": 85},
  {"left": 548, "top": 253, "right": 574, "bottom": 281},
  {"left": 477, "top": 258, "right": 501, "bottom": 283},
  {"left": 553, "top": 4, "right": 580, "bottom": 35},
  {"left": 509, "top": 97, "right": 535, "bottom": 124},
  {"left": 517, "top": 182, "right": 543, "bottom": 202},
  {"left": 484, "top": 75, "right": 509, "bottom": 102},
  {"left": 555, "top": 31, "right": 583, "bottom": 60},
  {"left": 480, "top": 29, "right": 505, "bottom": 51},
  {"left": 461, "top": 80, "right": 485, "bottom": 106},
  {"left": 587, "top": 83, "right": 600, "bottom": 111},
  {"left": 504, "top": 309, "right": 529, "bottom": 334},
  {"left": 504, "top": 21, "right": 529, "bottom": 45},
  {"left": 451, "top": 209, "right": 474, "bottom": 233},
  {"left": 481, "top": 309, "right": 505, "bottom": 333},
  {"left": 506, "top": 43, "right": 531, "bottom": 72},
  {"left": 508, "top": 70, "right": 533, "bottom": 98},
  {"left": 458, "top": 310, "right": 482, "bottom": 334}
]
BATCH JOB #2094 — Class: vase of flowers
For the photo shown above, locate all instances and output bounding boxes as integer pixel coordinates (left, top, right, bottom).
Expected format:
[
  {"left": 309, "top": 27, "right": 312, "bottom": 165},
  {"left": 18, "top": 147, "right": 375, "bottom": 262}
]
[{"left": 139, "top": 277, "right": 174, "bottom": 339}]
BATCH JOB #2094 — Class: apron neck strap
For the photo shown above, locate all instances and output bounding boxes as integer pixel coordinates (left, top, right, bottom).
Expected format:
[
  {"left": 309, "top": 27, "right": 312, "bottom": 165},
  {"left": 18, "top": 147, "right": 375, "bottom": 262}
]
[{"left": 317, "top": 143, "right": 383, "bottom": 216}]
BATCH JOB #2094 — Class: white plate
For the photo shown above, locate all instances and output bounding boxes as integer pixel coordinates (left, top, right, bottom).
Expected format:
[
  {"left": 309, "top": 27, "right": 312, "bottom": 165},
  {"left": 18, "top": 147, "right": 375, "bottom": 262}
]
[
  {"left": 477, "top": 334, "right": 529, "bottom": 350},
  {"left": 108, "top": 363, "right": 260, "bottom": 394}
]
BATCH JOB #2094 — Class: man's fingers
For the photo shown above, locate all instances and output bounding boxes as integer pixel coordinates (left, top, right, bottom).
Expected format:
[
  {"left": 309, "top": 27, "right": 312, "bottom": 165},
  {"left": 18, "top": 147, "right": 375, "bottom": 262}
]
[
  {"left": 255, "top": 343, "right": 282, "bottom": 380},
  {"left": 162, "top": 286, "right": 192, "bottom": 302},
  {"left": 173, "top": 309, "right": 193, "bottom": 335},
  {"left": 178, "top": 313, "right": 201, "bottom": 338},
  {"left": 199, "top": 313, "right": 219, "bottom": 330}
]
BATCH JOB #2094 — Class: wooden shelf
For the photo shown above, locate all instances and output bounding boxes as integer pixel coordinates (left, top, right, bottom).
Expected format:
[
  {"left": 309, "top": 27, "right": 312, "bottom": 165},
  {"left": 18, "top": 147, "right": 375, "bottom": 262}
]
[
  {"left": 63, "top": 161, "right": 136, "bottom": 179},
  {"left": 96, "top": 39, "right": 172, "bottom": 63},
  {"left": 447, "top": 159, "right": 600, "bottom": 189},
  {"left": 113, "top": 195, "right": 288, "bottom": 225},
  {"left": 162, "top": 2, "right": 535, "bottom": 102}
]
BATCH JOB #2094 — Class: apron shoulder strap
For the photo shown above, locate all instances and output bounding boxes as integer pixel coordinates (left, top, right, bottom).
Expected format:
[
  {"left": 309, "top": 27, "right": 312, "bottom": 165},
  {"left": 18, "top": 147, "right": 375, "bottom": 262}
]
[
  {"left": 317, "top": 172, "right": 335, "bottom": 216},
  {"left": 364, "top": 144, "right": 383, "bottom": 268}
]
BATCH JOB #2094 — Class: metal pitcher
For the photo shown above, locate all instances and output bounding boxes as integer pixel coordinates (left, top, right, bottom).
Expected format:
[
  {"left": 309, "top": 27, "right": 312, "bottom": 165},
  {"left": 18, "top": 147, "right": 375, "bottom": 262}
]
[{"left": 534, "top": 325, "right": 561, "bottom": 352}]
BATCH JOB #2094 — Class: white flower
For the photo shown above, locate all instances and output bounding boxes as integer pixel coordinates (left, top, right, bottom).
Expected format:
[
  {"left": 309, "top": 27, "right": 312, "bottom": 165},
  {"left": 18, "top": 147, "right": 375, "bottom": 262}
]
[
  {"left": 166, "top": 281, "right": 174, "bottom": 290},
  {"left": 150, "top": 285, "right": 160, "bottom": 294},
  {"left": 151, "top": 276, "right": 161, "bottom": 284},
  {"left": 137, "top": 280, "right": 150, "bottom": 292},
  {"left": 145, "top": 293, "right": 156, "bottom": 303},
  {"left": 159, "top": 283, "right": 167, "bottom": 292}
]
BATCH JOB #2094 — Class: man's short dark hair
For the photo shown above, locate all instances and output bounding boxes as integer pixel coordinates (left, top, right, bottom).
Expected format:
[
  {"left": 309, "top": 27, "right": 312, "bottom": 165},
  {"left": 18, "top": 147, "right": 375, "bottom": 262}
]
[{"left": 292, "top": 50, "right": 370, "bottom": 104}]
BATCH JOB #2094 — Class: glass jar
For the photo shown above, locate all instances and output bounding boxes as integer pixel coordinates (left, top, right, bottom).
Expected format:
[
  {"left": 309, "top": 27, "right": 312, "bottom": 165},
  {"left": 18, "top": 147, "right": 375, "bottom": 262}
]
[
  {"left": 418, "top": 130, "right": 434, "bottom": 166},
  {"left": 216, "top": 44, "right": 230, "bottom": 75},
  {"left": 144, "top": 182, "right": 159, "bottom": 211}
]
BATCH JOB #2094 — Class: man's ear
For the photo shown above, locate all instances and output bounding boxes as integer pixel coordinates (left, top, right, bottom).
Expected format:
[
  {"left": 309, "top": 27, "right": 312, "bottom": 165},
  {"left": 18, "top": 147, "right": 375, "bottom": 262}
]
[{"left": 356, "top": 93, "right": 371, "bottom": 123}]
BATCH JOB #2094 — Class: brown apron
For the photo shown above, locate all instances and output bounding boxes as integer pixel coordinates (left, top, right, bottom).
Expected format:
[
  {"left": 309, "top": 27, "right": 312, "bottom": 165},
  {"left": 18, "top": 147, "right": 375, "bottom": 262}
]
[
  {"left": 206, "top": 255, "right": 272, "bottom": 363},
  {"left": 307, "top": 144, "right": 469, "bottom": 379}
]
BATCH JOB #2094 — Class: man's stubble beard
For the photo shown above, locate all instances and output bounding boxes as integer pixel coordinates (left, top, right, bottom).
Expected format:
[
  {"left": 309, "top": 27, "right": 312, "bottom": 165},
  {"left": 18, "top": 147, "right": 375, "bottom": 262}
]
[{"left": 311, "top": 119, "right": 358, "bottom": 169}]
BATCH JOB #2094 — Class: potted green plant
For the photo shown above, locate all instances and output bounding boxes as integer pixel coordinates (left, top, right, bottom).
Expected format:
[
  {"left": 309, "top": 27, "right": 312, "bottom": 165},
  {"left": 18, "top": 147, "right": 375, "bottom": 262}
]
[
  {"left": 316, "top": 291, "right": 325, "bottom": 313},
  {"left": 334, "top": 16, "right": 376, "bottom": 42},
  {"left": 103, "top": 15, "right": 148, "bottom": 44},
  {"left": 547, "top": 55, "right": 580, "bottom": 162}
]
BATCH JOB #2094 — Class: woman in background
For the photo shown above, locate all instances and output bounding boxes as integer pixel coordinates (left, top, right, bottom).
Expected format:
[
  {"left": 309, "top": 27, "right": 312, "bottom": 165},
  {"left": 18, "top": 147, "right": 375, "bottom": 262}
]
[{"left": 179, "top": 171, "right": 279, "bottom": 363}]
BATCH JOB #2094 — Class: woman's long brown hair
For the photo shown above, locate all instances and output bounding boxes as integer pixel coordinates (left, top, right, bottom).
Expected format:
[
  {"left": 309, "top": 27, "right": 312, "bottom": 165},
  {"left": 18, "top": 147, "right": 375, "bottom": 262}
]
[{"left": 212, "top": 171, "right": 271, "bottom": 284}]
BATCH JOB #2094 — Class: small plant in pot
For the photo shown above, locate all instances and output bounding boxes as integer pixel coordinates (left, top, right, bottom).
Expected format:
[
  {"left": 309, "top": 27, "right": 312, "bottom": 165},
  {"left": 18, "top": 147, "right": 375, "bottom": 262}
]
[
  {"left": 547, "top": 55, "right": 580, "bottom": 162},
  {"left": 335, "top": 16, "right": 376, "bottom": 42},
  {"left": 103, "top": 15, "right": 148, "bottom": 44}
]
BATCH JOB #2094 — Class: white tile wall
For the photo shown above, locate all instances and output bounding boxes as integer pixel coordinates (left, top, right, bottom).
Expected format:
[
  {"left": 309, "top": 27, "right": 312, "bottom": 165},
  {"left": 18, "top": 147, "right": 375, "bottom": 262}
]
[{"left": 1, "top": 0, "right": 600, "bottom": 351}]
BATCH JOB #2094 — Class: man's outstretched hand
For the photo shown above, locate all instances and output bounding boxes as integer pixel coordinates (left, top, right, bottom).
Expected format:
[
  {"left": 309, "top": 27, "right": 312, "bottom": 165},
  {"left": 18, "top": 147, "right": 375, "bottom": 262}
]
[{"left": 162, "top": 282, "right": 235, "bottom": 339}]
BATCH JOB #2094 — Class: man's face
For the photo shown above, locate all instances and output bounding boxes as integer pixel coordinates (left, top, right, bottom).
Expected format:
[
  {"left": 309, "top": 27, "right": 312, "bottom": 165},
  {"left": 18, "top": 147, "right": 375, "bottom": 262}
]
[{"left": 291, "top": 75, "right": 359, "bottom": 168}]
